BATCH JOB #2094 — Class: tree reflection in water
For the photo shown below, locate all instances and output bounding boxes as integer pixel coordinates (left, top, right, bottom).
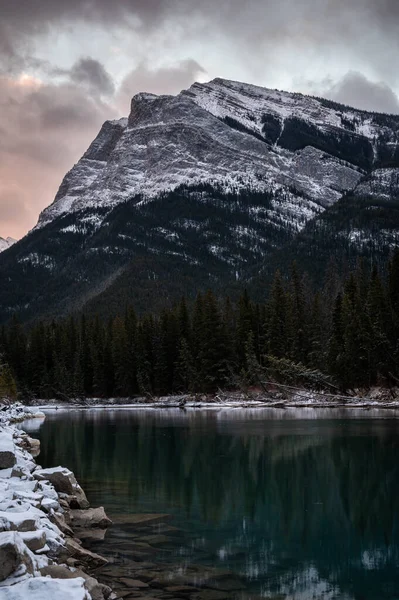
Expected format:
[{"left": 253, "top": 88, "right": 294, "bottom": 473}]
[{"left": 34, "top": 408, "right": 399, "bottom": 599}]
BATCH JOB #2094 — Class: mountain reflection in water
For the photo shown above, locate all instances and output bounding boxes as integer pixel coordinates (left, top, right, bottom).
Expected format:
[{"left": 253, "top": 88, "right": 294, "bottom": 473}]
[{"left": 33, "top": 408, "right": 399, "bottom": 600}]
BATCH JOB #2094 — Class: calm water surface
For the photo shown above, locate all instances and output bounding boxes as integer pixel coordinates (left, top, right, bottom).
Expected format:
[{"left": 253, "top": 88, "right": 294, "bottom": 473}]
[{"left": 26, "top": 408, "right": 399, "bottom": 600}]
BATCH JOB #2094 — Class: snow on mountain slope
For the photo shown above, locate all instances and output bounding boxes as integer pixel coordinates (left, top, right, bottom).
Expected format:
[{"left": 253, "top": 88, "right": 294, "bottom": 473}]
[
  {"left": 353, "top": 168, "right": 399, "bottom": 199},
  {"left": 36, "top": 80, "right": 373, "bottom": 232},
  {"left": 183, "top": 78, "right": 383, "bottom": 141},
  {"left": 1, "top": 78, "right": 399, "bottom": 322},
  {"left": 0, "top": 237, "right": 16, "bottom": 253}
]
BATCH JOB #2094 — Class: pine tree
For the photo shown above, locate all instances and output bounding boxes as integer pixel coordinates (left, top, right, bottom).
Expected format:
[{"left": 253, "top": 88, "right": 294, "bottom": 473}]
[{"left": 267, "top": 271, "right": 289, "bottom": 358}]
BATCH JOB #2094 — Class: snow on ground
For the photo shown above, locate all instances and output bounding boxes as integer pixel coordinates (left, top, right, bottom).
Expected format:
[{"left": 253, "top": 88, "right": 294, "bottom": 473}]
[
  {"left": 0, "top": 576, "right": 90, "bottom": 600},
  {"left": 0, "top": 405, "right": 93, "bottom": 599}
]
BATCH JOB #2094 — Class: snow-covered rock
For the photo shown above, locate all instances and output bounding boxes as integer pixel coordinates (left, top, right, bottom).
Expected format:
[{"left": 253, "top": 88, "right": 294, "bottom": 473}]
[
  {"left": 34, "top": 468, "right": 89, "bottom": 509},
  {"left": 69, "top": 507, "right": 111, "bottom": 529},
  {"left": 0, "top": 405, "right": 112, "bottom": 599},
  {"left": 0, "top": 238, "right": 16, "bottom": 255},
  {"left": 0, "top": 531, "right": 34, "bottom": 582},
  {"left": 0, "top": 434, "right": 16, "bottom": 470},
  {"left": 36, "top": 80, "right": 370, "bottom": 231},
  {"left": 0, "top": 576, "right": 91, "bottom": 600}
]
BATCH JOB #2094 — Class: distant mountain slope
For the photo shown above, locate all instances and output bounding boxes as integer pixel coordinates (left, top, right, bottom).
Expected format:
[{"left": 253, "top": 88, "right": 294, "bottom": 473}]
[
  {"left": 0, "top": 237, "right": 16, "bottom": 254},
  {"left": 250, "top": 168, "right": 399, "bottom": 294},
  {"left": 0, "top": 78, "right": 399, "bottom": 322}
]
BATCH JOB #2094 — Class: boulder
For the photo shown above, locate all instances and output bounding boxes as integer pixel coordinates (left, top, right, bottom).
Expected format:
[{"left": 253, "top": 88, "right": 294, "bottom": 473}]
[
  {"left": 49, "top": 511, "right": 74, "bottom": 537},
  {"left": 20, "top": 529, "right": 47, "bottom": 552},
  {"left": 34, "top": 467, "right": 89, "bottom": 509},
  {"left": 119, "top": 578, "right": 149, "bottom": 588},
  {"left": 61, "top": 493, "right": 90, "bottom": 510},
  {"left": 40, "top": 565, "right": 77, "bottom": 579},
  {"left": 0, "top": 433, "right": 16, "bottom": 469},
  {"left": 0, "top": 509, "right": 40, "bottom": 532},
  {"left": 40, "top": 565, "right": 112, "bottom": 600},
  {"left": 0, "top": 531, "right": 34, "bottom": 582},
  {"left": 70, "top": 507, "right": 112, "bottom": 529},
  {"left": 62, "top": 537, "right": 108, "bottom": 569},
  {"left": 74, "top": 528, "right": 107, "bottom": 543},
  {"left": 0, "top": 517, "right": 11, "bottom": 532}
]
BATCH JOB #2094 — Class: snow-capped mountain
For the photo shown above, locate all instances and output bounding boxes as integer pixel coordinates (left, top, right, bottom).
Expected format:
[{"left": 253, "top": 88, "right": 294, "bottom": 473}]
[
  {"left": 0, "top": 78, "right": 399, "bottom": 322},
  {"left": 0, "top": 237, "right": 16, "bottom": 253}
]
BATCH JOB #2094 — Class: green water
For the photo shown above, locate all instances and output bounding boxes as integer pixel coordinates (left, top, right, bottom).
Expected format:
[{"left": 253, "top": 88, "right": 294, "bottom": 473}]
[{"left": 29, "top": 408, "right": 399, "bottom": 599}]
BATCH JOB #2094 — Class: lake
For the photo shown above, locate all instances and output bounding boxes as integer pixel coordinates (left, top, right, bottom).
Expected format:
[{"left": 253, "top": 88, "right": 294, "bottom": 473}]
[{"left": 26, "top": 407, "right": 399, "bottom": 600}]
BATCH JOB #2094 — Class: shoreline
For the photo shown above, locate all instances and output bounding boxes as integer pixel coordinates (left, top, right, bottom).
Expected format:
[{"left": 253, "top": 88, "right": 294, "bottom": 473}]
[
  {"left": 0, "top": 405, "right": 116, "bottom": 600},
  {"left": 26, "top": 386, "right": 399, "bottom": 411},
  {"left": 34, "top": 400, "right": 399, "bottom": 411}
]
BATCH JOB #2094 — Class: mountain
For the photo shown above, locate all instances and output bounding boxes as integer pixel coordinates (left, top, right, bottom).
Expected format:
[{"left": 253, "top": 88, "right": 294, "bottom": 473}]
[
  {"left": 1, "top": 78, "right": 399, "bottom": 322},
  {"left": 0, "top": 237, "right": 16, "bottom": 254}
]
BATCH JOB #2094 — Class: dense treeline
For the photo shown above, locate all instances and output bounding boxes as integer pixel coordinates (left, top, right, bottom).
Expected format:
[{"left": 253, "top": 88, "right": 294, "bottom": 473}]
[{"left": 1, "top": 252, "right": 399, "bottom": 399}]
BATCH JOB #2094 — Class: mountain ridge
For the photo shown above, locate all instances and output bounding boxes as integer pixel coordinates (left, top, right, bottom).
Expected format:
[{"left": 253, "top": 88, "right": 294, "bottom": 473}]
[{"left": 0, "top": 77, "right": 399, "bottom": 322}]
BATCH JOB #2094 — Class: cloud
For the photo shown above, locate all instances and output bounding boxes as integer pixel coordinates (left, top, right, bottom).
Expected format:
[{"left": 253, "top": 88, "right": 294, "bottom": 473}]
[
  {"left": 0, "top": 74, "right": 117, "bottom": 239},
  {"left": 323, "top": 71, "right": 399, "bottom": 114},
  {"left": 0, "top": 55, "right": 205, "bottom": 239},
  {"left": 117, "top": 59, "right": 206, "bottom": 111},
  {"left": 69, "top": 58, "right": 115, "bottom": 96},
  {"left": 1, "top": 0, "right": 399, "bottom": 238},
  {"left": 1, "top": 0, "right": 399, "bottom": 76}
]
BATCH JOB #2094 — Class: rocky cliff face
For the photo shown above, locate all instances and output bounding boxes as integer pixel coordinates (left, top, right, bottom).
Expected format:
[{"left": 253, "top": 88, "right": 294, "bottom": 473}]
[{"left": 0, "top": 78, "right": 399, "bottom": 321}]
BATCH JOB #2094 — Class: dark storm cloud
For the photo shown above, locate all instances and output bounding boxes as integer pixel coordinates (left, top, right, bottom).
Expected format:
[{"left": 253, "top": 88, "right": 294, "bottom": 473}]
[
  {"left": 1, "top": 0, "right": 399, "bottom": 58},
  {"left": 117, "top": 59, "right": 206, "bottom": 111},
  {"left": 325, "top": 72, "right": 399, "bottom": 114},
  {"left": 0, "top": 74, "right": 117, "bottom": 237},
  {"left": 0, "top": 55, "right": 205, "bottom": 238},
  {"left": 69, "top": 58, "right": 115, "bottom": 96}
]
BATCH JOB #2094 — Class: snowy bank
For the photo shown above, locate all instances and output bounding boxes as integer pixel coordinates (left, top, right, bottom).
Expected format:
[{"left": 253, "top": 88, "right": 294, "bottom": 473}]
[
  {"left": 0, "top": 404, "right": 114, "bottom": 600},
  {"left": 30, "top": 386, "right": 399, "bottom": 410}
]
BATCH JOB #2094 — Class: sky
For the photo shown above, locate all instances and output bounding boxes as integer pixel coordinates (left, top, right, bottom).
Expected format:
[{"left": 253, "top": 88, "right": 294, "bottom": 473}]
[{"left": 1, "top": 0, "right": 399, "bottom": 239}]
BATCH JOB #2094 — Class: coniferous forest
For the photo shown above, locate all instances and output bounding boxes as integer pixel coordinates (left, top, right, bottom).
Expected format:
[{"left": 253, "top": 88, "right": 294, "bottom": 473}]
[{"left": 1, "top": 251, "right": 399, "bottom": 400}]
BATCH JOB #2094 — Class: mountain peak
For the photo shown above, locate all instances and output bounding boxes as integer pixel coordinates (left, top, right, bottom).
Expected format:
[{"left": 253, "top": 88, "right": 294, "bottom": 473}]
[{"left": 0, "top": 76, "right": 399, "bottom": 322}]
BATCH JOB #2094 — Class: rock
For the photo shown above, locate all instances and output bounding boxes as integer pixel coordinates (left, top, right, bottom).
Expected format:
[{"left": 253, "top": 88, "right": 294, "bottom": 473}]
[
  {"left": 136, "top": 535, "right": 170, "bottom": 546},
  {"left": 205, "top": 580, "right": 244, "bottom": 592},
  {"left": 20, "top": 529, "right": 47, "bottom": 552},
  {"left": 193, "top": 591, "right": 231, "bottom": 600},
  {"left": 112, "top": 514, "right": 171, "bottom": 526},
  {"left": 0, "top": 531, "right": 34, "bottom": 582},
  {"left": 0, "top": 517, "right": 11, "bottom": 532},
  {"left": 63, "top": 537, "right": 108, "bottom": 569},
  {"left": 0, "top": 509, "right": 40, "bottom": 532},
  {"left": 41, "top": 497, "right": 60, "bottom": 512},
  {"left": 11, "top": 465, "right": 26, "bottom": 478},
  {"left": 41, "top": 563, "right": 113, "bottom": 600},
  {"left": 0, "top": 433, "right": 16, "bottom": 469},
  {"left": 165, "top": 586, "right": 200, "bottom": 595},
  {"left": 79, "top": 573, "right": 113, "bottom": 600},
  {"left": 74, "top": 527, "right": 107, "bottom": 543},
  {"left": 40, "top": 565, "right": 77, "bottom": 578},
  {"left": 62, "top": 494, "right": 91, "bottom": 510},
  {"left": 22, "top": 436, "right": 41, "bottom": 457},
  {"left": 132, "top": 570, "right": 158, "bottom": 582},
  {"left": 34, "top": 467, "right": 89, "bottom": 509},
  {"left": 149, "top": 524, "right": 181, "bottom": 535},
  {"left": 151, "top": 578, "right": 176, "bottom": 589},
  {"left": 119, "top": 578, "right": 150, "bottom": 588},
  {"left": 70, "top": 507, "right": 112, "bottom": 529},
  {"left": 59, "top": 498, "right": 70, "bottom": 510}
]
